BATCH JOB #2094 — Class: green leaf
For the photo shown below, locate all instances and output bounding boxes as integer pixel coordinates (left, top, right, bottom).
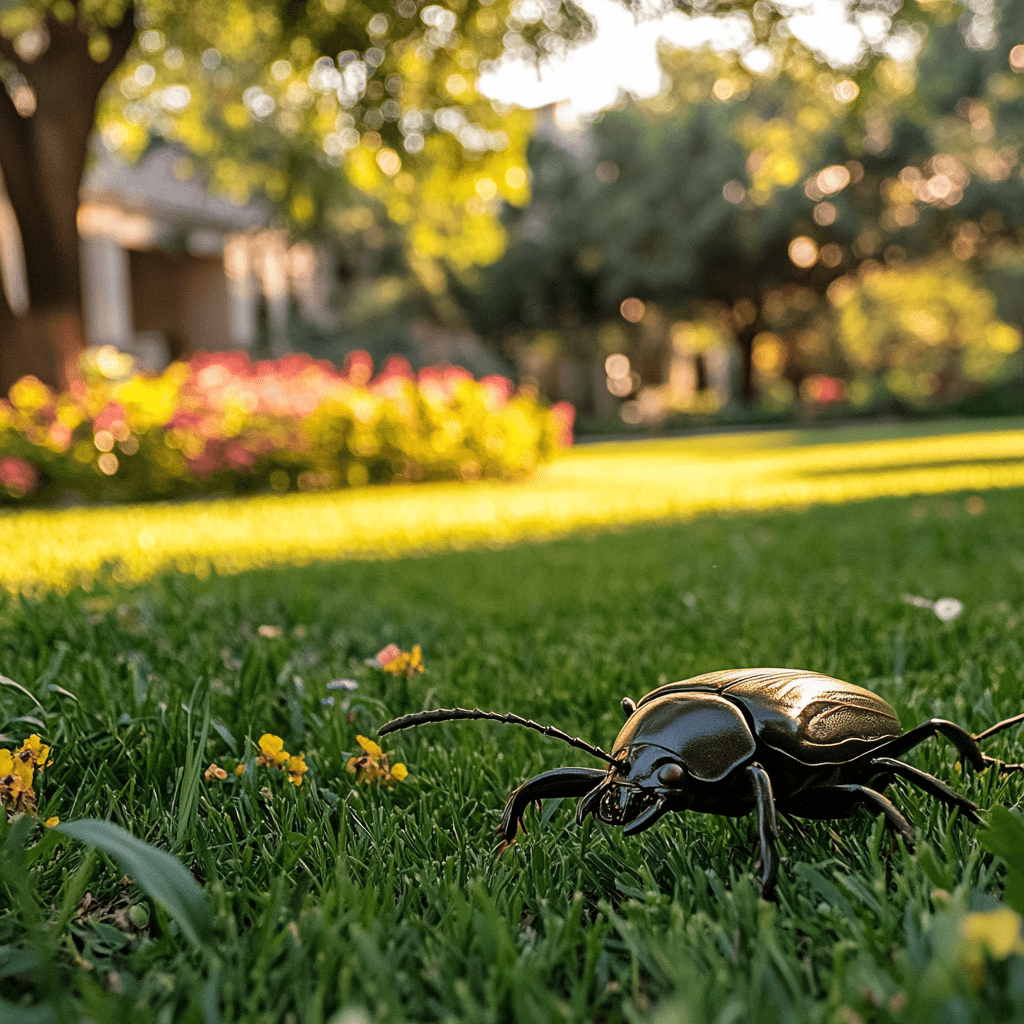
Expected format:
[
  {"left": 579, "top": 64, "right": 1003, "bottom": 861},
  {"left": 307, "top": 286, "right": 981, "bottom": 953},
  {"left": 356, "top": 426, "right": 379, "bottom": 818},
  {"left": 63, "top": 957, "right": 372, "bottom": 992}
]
[
  {"left": 54, "top": 819, "right": 213, "bottom": 951},
  {"left": 1004, "top": 873, "right": 1024, "bottom": 917},
  {"left": 979, "top": 806, "right": 1024, "bottom": 874},
  {"left": 0, "top": 675, "right": 42, "bottom": 710},
  {"left": 916, "top": 841, "right": 955, "bottom": 892},
  {"left": 175, "top": 685, "right": 212, "bottom": 852},
  {"left": 0, "top": 945, "right": 39, "bottom": 979},
  {"left": 0, "top": 1001, "right": 55, "bottom": 1024}
]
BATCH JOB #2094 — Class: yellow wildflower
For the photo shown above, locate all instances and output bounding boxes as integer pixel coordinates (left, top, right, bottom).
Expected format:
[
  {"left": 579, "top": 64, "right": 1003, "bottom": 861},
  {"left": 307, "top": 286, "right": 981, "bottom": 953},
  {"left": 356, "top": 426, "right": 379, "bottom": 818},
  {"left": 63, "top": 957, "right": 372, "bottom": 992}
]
[
  {"left": 286, "top": 754, "right": 308, "bottom": 787},
  {"left": 17, "top": 735, "right": 52, "bottom": 772},
  {"left": 204, "top": 763, "right": 228, "bottom": 781},
  {"left": 256, "top": 733, "right": 290, "bottom": 769},
  {"left": 345, "top": 735, "right": 408, "bottom": 787},
  {"left": 44, "top": 816, "right": 59, "bottom": 828},
  {"left": 0, "top": 748, "right": 36, "bottom": 815},
  {"left": 961, "top": 907, "right": 1024, "bottom": 989},
  {"left": 356, "top": 735, "right": 382, "bottom": 757},
  {"left": 243, "top": 733, "right": 310, "bottom": 786},
  {"left": 234, "top": 763, "right": 246, "bottom": 776}
]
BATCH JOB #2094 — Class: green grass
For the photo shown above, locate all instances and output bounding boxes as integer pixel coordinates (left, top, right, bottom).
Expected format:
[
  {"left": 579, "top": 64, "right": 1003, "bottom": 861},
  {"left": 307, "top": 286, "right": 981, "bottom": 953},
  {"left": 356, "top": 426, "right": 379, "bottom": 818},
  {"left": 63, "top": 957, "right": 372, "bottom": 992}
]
[
  {"left": 6, "top": 417, "right": 1024, "bottom": 593},
  {"left": 2, "top": 484, "right": 1024, "bottom": 1021}
]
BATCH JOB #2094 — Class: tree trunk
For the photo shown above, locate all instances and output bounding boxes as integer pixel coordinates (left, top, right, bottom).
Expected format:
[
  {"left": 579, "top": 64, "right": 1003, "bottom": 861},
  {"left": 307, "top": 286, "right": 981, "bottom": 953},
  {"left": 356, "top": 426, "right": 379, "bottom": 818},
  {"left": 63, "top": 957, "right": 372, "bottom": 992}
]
[
  {"left": 735, "top": 320, "right": 760, "bottom": 406},
  {"left": 0, "top": 5, "right": 135, "bottom": 396}
]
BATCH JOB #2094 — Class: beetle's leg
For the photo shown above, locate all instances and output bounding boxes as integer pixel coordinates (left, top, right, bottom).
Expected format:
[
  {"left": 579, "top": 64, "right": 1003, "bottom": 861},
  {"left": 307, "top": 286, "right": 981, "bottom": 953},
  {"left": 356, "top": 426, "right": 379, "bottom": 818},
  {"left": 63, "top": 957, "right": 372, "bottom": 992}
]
[
  {"left": 496, "top": 767, "right": 607, "bottom": 853},
  {"left": 826, "top": 783, "right": 916, "bottom": 849},
  {"left": 746, "top": 763, "right": 780, "bottom": 900},
  {"left": 975, "top": 712, "right": 1024, "bottom": 742},
  {"left": 975, "top": 712, "right": 1024, "bottom": 772},
  {"left": 866, "top": 719, "right": 987, "bottom": 771},
  {"left": 868, "top": 756, "right": 981, "bottom": 824}
]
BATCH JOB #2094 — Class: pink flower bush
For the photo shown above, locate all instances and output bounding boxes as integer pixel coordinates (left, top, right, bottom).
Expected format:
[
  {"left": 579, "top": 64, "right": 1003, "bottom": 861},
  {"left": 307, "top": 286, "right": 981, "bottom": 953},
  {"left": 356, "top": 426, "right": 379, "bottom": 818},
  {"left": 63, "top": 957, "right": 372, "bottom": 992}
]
[{"left": 0, "top": 351, "right": 572, "bottom": 504}]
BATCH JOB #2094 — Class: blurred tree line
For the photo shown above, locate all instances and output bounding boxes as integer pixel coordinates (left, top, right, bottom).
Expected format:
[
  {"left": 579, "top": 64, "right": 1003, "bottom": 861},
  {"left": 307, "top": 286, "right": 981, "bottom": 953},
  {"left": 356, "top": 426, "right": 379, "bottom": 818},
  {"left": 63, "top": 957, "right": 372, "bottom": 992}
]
[
  {"left": 458, "top": 0, "right": 1024, "bottom": 421},
  {"left": 1, "top": 0, "right": 1022, "bottom": 425}
]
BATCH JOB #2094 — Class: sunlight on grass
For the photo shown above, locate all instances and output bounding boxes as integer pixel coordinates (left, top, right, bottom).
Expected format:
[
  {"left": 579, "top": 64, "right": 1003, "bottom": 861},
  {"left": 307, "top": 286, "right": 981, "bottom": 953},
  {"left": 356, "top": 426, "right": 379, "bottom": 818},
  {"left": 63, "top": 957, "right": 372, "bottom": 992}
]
[{"left": 3, "top": 422, "right": 1024, "bottom": 592}]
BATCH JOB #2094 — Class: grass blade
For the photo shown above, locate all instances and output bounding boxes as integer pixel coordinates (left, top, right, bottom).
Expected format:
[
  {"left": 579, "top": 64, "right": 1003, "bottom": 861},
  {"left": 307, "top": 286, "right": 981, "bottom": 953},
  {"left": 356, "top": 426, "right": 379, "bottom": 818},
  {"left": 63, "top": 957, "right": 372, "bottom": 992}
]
[
  {"left": 54, "top": 819, "right": 214, "bottom": 951},
  {"left": 175, "top": 683, "right": 212, "bottom": 853}
]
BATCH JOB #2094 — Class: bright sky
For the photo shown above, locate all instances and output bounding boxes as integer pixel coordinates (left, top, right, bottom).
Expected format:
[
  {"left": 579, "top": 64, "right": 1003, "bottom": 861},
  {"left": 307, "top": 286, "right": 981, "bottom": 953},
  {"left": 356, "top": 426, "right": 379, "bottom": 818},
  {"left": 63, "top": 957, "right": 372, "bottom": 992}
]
[
  {"left": 478, "top": 0, "right": 914, "bottom": 117},
  {"left": 478, "top": 0, "right": 718, "bottom": 116}
]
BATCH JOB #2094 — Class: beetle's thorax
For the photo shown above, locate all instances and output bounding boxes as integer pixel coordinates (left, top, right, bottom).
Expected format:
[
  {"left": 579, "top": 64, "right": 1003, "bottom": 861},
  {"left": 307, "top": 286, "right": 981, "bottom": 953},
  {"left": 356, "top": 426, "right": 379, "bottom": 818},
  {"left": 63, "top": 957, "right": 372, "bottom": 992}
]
[{"left": 612, "top": 693, "right": 758, "bottom": 783}]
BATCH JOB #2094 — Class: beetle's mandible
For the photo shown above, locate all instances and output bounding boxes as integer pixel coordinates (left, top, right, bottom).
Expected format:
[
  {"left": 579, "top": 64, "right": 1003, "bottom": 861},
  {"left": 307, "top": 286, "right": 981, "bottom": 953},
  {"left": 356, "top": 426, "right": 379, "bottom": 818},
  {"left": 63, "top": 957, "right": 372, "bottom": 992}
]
[{"left": 379, "top": 668, "right": 1024, "bottom": 899}]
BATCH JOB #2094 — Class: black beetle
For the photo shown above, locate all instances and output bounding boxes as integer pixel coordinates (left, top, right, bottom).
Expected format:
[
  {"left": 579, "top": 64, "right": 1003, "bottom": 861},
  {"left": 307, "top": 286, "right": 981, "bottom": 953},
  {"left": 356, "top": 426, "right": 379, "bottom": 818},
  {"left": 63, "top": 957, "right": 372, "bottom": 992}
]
[{"left": 379, "top": 668, "right": 1024, "bottom": 898}]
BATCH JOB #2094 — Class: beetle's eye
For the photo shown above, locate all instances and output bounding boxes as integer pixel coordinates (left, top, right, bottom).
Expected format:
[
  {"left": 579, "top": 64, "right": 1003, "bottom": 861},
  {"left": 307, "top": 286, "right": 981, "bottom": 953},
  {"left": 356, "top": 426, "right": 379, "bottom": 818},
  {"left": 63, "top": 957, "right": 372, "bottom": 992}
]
[{"left": 657, "top": 763, "right": 685, "bottom": 786}]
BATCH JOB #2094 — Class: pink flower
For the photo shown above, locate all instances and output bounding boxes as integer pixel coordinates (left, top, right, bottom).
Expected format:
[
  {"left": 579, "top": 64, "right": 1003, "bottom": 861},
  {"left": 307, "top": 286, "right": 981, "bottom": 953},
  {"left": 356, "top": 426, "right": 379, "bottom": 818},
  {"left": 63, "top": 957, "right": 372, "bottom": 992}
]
[
  {"left": 191, "top": 351, "right": 251, "bottom": 379},
  {"left": 379, "top": 355, "right": 414, "bottom": 381},
  {"left": 93, "top": 402, "right": 128, "bottom": 433},
  {"left": 225, "top": 441, "right": 256, "bottom": 473},
  {"left": 49, "top": 422, "right": 72, "bottom": 452},
  {"left": 480, "top": 375, "right": 513, "bottom": 408},
  {"left": 344, "top": 351, "right": 374, "bottom": 387},
  {"left": 801, "top": 375, "right": 846, "bottom": 404},
  {"left": 371, "top": 643, "right": 401, "bottom": 668},
  {"left": 441, "top": 366, "right": 471, "bottom": 388},
  {"left": 0, "top": 456, "right": 40, "bottom": 497},
  {"left": 550, "top": 402, "right": 575, "bottom": 448}
]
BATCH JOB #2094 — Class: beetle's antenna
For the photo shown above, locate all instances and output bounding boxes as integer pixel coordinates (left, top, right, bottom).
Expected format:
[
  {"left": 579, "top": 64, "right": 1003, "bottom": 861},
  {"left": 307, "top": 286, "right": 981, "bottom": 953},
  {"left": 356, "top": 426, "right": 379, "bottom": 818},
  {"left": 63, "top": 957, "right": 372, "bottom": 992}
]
[{"left": 378, "top": 707, "right": 630, "bottom": 768}]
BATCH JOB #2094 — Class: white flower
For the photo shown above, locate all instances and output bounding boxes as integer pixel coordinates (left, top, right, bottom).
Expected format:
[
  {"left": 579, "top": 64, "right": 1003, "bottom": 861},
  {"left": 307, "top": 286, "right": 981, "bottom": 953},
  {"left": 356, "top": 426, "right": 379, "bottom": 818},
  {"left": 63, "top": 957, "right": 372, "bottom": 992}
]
[
  {"left": 902, "top": 594, "right": 964, "bottom": 621},
  {"left": 327, "top": 679, "right": 359, "bottom": 691},
  {"left": 932, "top": 598, "right": 964, "bottom": 622}
]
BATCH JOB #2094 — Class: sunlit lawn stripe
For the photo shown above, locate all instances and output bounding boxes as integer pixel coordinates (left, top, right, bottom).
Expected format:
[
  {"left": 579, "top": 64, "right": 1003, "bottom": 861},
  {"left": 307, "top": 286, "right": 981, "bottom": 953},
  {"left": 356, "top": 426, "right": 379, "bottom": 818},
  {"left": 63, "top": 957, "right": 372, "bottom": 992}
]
[{"left": 3, "top": 423, "right": 1023, "bottom": 592}]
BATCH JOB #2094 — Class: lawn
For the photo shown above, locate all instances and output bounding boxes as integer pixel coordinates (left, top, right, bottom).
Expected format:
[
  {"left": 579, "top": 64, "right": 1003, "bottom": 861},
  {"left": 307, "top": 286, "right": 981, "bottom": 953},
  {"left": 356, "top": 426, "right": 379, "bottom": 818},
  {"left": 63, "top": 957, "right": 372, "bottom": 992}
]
[
  {"left": 4, "top": 417, "right": 1024, "bottom": 593},
  {"left": 1, "top": 420, "right": 1023, "bottom": 1023}
]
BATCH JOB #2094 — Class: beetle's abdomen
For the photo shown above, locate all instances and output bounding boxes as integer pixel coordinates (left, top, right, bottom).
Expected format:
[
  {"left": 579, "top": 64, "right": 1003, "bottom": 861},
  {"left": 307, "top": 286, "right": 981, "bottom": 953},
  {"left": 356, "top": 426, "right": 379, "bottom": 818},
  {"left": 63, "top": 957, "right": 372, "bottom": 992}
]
[
  {"left": 725, "top": 671, "right": 901, "bottom": 760},
  {"left": 639, "top": 669, "right": 902, "bottom": 766}
]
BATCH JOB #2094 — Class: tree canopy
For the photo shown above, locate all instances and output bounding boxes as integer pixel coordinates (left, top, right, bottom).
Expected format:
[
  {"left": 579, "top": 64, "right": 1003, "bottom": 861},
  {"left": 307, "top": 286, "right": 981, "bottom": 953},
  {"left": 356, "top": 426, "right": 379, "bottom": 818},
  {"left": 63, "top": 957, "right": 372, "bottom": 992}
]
[
  {"left": 0, "top": 0, "right": 1019, "bottom": 398},
  {"left": 0, "top": 0, "right": 596, "bottom": 391},
  {"left": 461, "top": 0, "right": 1024, "bottom": 413}
]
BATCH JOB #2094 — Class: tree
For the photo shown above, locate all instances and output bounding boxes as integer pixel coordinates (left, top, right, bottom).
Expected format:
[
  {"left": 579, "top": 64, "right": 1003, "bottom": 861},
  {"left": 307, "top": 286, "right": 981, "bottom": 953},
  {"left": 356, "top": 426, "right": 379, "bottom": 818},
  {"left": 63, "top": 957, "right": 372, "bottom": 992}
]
[
  {"left": 0, "top": 0, "right": 596, "bottom": 394},
  {"left": 0, "top": 7, "right": 135, "bottom": 390},
  {"left": 831, "top": 263, "right": 1020, "bottom": 405},
  {"left": 464, "top": 0, "right": 1024, "bottom": 410}
]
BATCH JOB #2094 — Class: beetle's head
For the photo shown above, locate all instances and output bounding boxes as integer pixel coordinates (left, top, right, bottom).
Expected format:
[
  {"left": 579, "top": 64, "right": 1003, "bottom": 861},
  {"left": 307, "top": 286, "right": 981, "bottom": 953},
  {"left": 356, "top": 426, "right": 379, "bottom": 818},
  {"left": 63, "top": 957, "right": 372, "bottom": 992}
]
[{"left": 575, "top": 744, "right": 689, "bottom": 836}]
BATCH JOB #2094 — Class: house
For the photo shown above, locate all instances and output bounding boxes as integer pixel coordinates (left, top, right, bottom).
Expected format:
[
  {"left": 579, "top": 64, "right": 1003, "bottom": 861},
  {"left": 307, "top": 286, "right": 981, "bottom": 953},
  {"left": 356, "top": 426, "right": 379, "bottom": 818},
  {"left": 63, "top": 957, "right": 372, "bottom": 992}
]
[
  {"left": 0, "top": 143, "right": 337, "bottom": 374},
  {"left": 76, "top": 144, "right": 292, "bottom": 369}
]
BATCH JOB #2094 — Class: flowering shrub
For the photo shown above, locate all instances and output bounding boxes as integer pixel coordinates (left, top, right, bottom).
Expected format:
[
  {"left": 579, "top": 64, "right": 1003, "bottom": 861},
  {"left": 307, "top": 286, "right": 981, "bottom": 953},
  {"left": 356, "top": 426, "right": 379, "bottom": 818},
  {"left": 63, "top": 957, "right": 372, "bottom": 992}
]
[{"left": 0, "top": 350, "right": 574, "bottom": 504}]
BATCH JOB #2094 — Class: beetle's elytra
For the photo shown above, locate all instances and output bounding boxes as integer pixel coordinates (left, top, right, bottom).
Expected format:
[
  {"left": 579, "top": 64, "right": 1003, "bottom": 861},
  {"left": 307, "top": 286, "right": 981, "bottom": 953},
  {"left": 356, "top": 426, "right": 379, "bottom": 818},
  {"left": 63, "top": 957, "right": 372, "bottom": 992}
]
[{"left": 379, "top": 668, "right": 1024, "bottom": 899}]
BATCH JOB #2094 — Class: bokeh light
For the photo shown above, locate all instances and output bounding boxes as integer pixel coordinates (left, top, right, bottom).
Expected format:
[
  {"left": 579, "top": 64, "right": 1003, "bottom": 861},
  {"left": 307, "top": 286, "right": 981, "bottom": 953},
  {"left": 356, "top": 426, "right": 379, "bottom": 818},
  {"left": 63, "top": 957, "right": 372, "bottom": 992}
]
[
  {"left": 620, "top": 297, "right": 646, "bottom": 323},
  {"left": 788, "top": 236, "right": 819, "bottom": 268}
]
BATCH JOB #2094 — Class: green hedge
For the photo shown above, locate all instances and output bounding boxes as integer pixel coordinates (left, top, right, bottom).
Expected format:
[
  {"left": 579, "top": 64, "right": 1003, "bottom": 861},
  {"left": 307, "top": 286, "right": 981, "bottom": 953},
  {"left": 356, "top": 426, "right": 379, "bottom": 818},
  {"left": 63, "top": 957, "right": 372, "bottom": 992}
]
[{"left": 0, "top": 349, "right": 574, "bottom": 504}]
